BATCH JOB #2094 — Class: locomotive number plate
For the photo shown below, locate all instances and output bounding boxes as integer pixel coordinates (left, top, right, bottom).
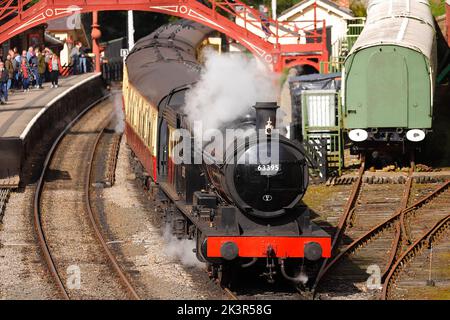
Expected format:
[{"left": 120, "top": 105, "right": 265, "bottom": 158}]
[{"left": 257, "top": 164, "right": 280, "bottom": 176}]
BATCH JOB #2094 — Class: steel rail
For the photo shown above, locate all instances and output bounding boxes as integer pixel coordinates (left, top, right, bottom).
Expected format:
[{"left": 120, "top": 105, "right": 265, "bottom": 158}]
[
  {"left": 381, "top": 212, "right": 450, "bottom": 300},
  {"left": 311, "top": 180, "right": 450, "bottom": 289},
  {"left": 0, "top": 188, "right": 10, "bottom": 220},
  {"left": 312, "top": 156, "right": 366, "bottom": 293},
  {"left": 381, "top": 160, "right": 415, "bottom": 280},
  {"left": 223, "top": 287, "right": 239, "bottom": 300},
  {"left": 85, "top": 123, "right": 141, "bottom": 300},
  {"left": 33, "top": 95, "right": 110, "bottom": 299}
]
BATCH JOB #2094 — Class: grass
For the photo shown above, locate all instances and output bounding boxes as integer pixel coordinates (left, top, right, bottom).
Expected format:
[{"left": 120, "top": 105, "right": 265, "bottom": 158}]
[{"left": 430, "top": 0, "right": 446, "bottom": 16}]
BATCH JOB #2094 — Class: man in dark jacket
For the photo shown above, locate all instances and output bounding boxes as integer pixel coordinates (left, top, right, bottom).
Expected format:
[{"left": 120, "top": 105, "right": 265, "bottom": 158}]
[
  {"left": 0, "top": 61, "right": 9, "bottom": 104},
  {"left": 79, "top": 44, "right": 87, "bottom": 73},
  {"left": 70, "top": 42, "right": 81, "bottom": 75},
  {"left": 36, "top": 48, "right": 46, "bottom": 89},
  {"left": 5, "top": 54, "right": 14, "bottom": 96},
  {"left": 29, "top": 49, "right": 39, "bottom": 88}
]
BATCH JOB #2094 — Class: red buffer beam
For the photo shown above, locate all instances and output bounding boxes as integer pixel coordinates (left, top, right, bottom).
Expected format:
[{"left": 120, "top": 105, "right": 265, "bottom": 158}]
[{"left": 0, "top": 0, "right": 329, "bottom": 72}]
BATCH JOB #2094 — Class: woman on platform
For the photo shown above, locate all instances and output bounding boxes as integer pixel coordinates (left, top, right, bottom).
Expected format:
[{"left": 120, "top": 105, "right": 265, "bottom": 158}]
[
  {"left": 48, "top": 53, "right": 62, "bottom": 88},
  {"left": 20, "top": 50, "right": 31, "bottom": 92}
]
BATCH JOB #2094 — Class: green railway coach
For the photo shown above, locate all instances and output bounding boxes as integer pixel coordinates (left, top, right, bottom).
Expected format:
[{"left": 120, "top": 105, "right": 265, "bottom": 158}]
[{"left": 343, "top": 0, "right": 437, "bottom": 144}]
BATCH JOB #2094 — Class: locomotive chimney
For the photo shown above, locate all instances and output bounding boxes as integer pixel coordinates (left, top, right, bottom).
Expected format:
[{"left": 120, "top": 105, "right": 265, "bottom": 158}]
[{"left": 253, "top": 102, "right": 279, "bottom": 135}]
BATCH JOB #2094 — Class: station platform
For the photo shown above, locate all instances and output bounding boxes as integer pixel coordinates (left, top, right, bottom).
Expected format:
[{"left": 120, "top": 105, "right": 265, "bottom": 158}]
[{"left": 0, "top": 73, "right": 105, "bottom": 187}]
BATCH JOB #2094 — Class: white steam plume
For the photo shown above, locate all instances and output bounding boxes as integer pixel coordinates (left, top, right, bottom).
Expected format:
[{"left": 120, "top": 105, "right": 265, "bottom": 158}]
[
  {"left": 163, "top": 225, "right": 204, "bottom": 268},
  {"left": 184, "top": 51, "right": 279, "bottom": 130},
  {"left": 110, "top": 92, "right": 125, "bottom": 134}
]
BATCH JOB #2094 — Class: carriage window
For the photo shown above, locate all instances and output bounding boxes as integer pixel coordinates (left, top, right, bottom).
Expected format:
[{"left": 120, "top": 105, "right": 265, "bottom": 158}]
[
  {"left": 127, "top": 90, "right": 133, "bottom": 122},
  {"left": 152, "top": 113, "right": 158, "bottom": 154},
  {"left": 135, "top": 98, "right": 141, "bottom": 129},
  {"left": 145, "top": 110, "right": 150, "bottom": 148},
  {"left": 139, "top": 101, "right": 144, "bottom": 136},
  {"left": 168, "top": 90, "right": 186, "bottom": 108},
  {"left": 131, "top": 92, "right": 137, "bottom": 125},
  {"left": 147, "top": 112, "right": 152, "bottom": 151},
  {"left": 159, "top": 96, "right": 169, "bottom": 109}
]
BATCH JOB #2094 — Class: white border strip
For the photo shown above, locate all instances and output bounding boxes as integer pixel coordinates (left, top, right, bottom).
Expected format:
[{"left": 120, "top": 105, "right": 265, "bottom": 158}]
[{"left": 19, "top": 73, "right": 101, "bottom": 140}]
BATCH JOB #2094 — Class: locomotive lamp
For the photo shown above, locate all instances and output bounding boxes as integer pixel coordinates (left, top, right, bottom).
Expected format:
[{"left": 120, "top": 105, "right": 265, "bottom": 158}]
[{"left": 253, "top": 102, "right": 279, "bottom": 135}]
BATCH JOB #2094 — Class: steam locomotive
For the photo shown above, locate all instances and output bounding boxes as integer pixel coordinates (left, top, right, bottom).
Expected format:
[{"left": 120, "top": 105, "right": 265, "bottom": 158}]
[{"left": 122, "top": 20, "right": 330, "bottom": 285}]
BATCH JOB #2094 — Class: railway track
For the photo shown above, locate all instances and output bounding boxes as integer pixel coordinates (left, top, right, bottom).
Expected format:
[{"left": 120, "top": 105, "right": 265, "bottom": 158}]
[
  {"left": 382, "top": 181, "right": 450, "bottom": 299},
  {"left": 33, "top": 97, "right": 140, "bottom": 300},
  {"left": 312, "top": 167, "right": 449, "bottom": 299},
  {"left": 312, "top": 157, "right": 423, "bottom": 297},
  {"left": 313, "top": 157, "right": 366, "bottom": 293},
  {"left": 222, "top": 285, "right": 305, "bottom": 301},
  {"left": 220, "top": 157, "right": 448, "bottom": 301},
  {"left": 0, "top": 188, "right": 10, "bottom": 222},
  {"left": 215, "top": 264, "right": 307, "bottom": 300}
]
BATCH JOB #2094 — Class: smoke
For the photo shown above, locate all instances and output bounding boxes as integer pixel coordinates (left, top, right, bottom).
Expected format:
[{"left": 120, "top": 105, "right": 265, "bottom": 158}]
[
  {"left": 294, "top": 272, "right": 309, "bottom": 285},
  {"left": 163, "top": 224, "right": 204, "bottom": 268},
  {"left": 184, "top": 51, "right": 279, "bottom": 130},
  {"left": 110, "top": 92, "right": 125, "bottom": 134}
]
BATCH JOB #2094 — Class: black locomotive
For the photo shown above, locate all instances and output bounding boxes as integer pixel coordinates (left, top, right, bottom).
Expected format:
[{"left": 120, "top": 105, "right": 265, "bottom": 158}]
[{"left": 123, "top": 20, "right": 331, "bottom": 285}]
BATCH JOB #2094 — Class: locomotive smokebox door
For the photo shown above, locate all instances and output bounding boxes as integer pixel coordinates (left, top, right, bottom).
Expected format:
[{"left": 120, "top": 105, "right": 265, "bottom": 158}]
[{"left": 253, "top": 102, "right": 279, "bottom": 135}]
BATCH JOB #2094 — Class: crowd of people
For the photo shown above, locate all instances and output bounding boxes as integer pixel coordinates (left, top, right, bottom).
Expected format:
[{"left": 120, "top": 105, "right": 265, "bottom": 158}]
[{"left": 0, "top": 41, "right": 90, "bottom": 105}]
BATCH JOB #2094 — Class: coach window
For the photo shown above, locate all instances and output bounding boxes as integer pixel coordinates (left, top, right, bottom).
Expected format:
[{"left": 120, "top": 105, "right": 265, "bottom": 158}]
[
  {"left": 127, "top": 89, "right": 133, "bottom": 116},
  {"left": 159, "top": 119, "right": 168, "bottom": 176},
  {"left": 130, "top": 91, "right": 136, "bottom": 125},
  {"left": 134, "top": 97, "right": 140, "bottom": 129},
  {"left": 152, "top": 113, "right": 158, "bottom": 155},
  {"left": 147, "top": 108, "right": 155, "bottom": 150},
  {"left": 139, "top": 99, "right": 144, "bottom": 135},
  {"left": 145, "top": 111, "right": 150, "bottom": 148},
  {"left": 127, "top": 90, "right": 133, "bottom": 122},
  {"left": 158, "top": 96, "right": 169, "bottom": 109},
  {"left": 139, "top": 98, "right": 144, "bottom": 132},
  {"left": 168, "top": 90, "right": 186, "bottom": 108}
]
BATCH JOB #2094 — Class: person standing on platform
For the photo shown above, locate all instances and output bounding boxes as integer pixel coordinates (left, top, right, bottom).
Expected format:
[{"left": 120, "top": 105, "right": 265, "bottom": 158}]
[
  {"left": 70, "top": 43, "right": 80, "bottom": 75},
  {"left": 36, "top": 48, "right": 46, "bottom": 89},
  {"left": 26, "top": 46, "right": 34, "bottom": 61},
  {"left": 5, "top": 54, "right": 14, "bottom": 97},
  {"left": 14, "top": 50, "right": 22, "bottom": 90},
  {"left": 0, "top": 62, "right": 9, "bottom": 104},
  {"left": 79, "top": 43, "right": 87, "bottom": 74},
  {"left": 48, "top": 53, "right": 62, "bottom": 88},
  {"left": 20, "top": 50, "right": 31, "bottom": 92},
  {"left": 29, "top": 49, "right": 39, "bottom": 88},
  {"left": 44, "top": 48, "right": 52, "bottom": 83}
]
